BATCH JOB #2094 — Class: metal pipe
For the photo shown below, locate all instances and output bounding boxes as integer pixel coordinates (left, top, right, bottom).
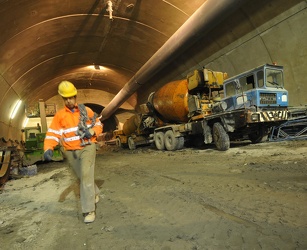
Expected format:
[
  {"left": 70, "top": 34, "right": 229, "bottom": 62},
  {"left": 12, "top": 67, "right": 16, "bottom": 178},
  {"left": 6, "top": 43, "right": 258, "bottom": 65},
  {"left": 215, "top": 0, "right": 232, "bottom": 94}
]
[{"left": 100, "top": 0, "right": 250, "bottom": 121}]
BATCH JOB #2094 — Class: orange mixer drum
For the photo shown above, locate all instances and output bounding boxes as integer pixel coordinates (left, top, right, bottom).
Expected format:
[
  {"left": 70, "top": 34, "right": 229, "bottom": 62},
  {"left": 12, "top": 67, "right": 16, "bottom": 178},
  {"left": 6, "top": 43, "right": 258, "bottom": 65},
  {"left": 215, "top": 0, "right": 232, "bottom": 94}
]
[
  {"left": 152, "top": 79, "right": 189, "bottom": 123},
  {"left": 122, "top": 114, "right": 141, "bottom": 136}
]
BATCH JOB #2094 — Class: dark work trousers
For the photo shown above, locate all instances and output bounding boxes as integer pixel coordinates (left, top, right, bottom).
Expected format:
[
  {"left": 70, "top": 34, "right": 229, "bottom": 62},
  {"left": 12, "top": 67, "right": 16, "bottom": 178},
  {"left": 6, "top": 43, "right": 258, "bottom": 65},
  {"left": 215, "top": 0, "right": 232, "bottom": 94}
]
[{"left": 64, "top": 143, "right": 99, "bottom": 213}]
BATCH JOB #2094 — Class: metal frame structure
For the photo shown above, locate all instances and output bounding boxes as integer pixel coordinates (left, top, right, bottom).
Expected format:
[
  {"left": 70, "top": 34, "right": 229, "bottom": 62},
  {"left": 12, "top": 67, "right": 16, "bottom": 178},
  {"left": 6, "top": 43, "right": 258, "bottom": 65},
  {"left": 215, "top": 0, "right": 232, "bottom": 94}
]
[{"left": 269, "top": 106, "right": 307, "bottom": 141}]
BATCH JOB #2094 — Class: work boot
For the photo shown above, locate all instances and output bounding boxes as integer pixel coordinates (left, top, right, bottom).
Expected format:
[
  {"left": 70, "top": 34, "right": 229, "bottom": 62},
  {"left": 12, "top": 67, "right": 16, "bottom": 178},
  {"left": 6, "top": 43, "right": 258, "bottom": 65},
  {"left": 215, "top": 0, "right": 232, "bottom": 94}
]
[
  {"left": 84, "top": 211, "right": 95, "bottom": 223},
  {"left": 95, "top": 195, "right": 100, "bottom": 204}
]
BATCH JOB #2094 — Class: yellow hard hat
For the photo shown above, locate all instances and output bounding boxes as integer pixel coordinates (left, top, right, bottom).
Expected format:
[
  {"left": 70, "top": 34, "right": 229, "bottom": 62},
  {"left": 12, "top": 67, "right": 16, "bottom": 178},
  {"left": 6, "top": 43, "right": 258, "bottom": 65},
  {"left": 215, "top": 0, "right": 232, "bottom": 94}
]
[{"left": 58, "top": 81, "right": 77, "bottom": 97}]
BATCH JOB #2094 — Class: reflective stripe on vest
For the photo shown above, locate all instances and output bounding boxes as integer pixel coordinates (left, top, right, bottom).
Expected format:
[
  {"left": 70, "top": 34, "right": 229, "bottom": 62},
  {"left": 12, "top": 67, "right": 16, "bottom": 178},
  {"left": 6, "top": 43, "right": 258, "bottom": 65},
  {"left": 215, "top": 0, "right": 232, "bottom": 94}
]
[
  {"left": 63, "top": 126, "right": 78, "bottom": 134},
  {"left": 47, "top": 128, "right": 62, "bottom": 136},
  {"left": 45, "top": 135, "right": 60, "bottom": 143},
  {"left": 63, "top": 136, "right": 80, "bottom": 142}
]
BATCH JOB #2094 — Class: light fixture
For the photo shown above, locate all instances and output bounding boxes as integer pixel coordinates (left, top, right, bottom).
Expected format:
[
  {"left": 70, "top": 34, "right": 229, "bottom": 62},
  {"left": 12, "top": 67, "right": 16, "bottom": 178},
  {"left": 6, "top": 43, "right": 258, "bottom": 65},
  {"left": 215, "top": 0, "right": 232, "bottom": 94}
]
[
  {"left": 86, "top": 65, "right": 106, "bottom": 70},
  {"left": 10, "top": 99, "right": 22, "bottom": 119},
  {"left": 107, "top": 1, "right": 113, "bottom": 19},
  {"left": 22, "top": 117, "right": 29, "bottom": 128}
]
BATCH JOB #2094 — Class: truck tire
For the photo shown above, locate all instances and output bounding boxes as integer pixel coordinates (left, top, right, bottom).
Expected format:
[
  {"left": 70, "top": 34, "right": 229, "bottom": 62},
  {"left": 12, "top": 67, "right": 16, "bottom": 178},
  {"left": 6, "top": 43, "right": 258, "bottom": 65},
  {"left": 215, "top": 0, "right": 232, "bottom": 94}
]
[
  {"left": 213, "top": 122, "right": 230, "bottom": 151},
  {"left": 116, "top": 137, "right": 122, "bottom": 148},
  {"left": 165, "top": 130, "right": 180, "bottom": 151},
  {"left": 128, "top": 137, "right": 136, "bottom": 150},
  {"left": 177, "top": 137, "right": 185, "bottom": 150},
  {"left": 155, "top": 132, "right": 165, "bottom": 150}
]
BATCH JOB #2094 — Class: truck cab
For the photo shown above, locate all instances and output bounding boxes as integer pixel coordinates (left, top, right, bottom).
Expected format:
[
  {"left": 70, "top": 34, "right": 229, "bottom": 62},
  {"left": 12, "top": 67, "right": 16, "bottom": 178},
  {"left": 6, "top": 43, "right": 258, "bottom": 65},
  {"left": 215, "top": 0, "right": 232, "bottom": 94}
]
[
  {"left": 223, "top": 64, "right": 288, "bottom": 112},
  {"left": 218, "top": 64, "right": 289, "bottom": 144}
]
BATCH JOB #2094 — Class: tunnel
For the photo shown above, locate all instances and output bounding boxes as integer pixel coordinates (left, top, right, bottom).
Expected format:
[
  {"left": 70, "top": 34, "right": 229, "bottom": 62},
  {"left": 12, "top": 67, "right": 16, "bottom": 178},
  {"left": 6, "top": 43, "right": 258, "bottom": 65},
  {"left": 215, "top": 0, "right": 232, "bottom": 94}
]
[
  {"left": 1, "top": 1, "right": 307, "bottom": 247},
  {"left": 0, "top": 0, "right": 306, "bottom": 143}
]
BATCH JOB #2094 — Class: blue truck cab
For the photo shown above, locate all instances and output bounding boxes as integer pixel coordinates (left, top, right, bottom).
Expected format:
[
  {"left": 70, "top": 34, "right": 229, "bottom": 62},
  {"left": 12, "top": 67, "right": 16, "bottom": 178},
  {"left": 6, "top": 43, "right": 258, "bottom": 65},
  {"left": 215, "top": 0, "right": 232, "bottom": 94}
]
[
  {"left": 223, "top": 64, "right": 288, "bottom": 111},
  {"left": 214, "top": 64, "right": 289, "bottom": 144},
  {"left": 222, "top": 64, "right": 288, "bottom": 126}
]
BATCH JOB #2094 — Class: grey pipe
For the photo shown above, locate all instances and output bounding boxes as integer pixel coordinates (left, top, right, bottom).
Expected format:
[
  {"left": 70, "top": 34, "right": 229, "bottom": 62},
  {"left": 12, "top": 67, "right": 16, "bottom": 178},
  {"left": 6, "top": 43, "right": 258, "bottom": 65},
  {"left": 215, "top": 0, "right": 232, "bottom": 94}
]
[{"left": 100, "top": 0, "right": 250, "bottom": 121}]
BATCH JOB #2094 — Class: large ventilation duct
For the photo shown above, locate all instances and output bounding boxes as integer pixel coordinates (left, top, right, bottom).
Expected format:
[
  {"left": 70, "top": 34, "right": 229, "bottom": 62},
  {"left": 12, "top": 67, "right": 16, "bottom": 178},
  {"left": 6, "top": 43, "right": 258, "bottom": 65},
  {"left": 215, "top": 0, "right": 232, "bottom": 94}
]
[{"left": 100, "top": 0, "right": 250, "bottom": 121}]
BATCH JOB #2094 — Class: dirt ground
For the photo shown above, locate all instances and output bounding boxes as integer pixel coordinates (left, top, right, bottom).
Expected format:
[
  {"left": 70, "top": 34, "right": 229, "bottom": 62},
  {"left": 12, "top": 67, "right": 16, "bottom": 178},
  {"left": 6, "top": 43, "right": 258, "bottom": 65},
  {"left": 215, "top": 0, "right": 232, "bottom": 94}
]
[{"left": 1, "top": 139, "right": 307, "bottom": 250}]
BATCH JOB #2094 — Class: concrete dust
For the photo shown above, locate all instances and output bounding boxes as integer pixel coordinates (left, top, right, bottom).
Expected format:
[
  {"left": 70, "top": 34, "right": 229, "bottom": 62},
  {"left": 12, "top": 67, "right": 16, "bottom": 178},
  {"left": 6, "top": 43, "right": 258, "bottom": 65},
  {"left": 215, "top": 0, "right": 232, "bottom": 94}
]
[{"left": 1, "top": 140, "right": 307, "bottom": 250}]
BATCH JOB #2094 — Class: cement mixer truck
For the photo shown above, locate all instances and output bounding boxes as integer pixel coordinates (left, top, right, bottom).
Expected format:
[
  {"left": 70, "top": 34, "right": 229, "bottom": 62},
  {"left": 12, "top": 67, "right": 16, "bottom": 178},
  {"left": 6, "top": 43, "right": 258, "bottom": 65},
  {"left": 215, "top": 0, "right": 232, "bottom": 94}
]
[
  {"left": 113, "top": 113, "right": 156, "bottom": 150},
  {"left": 115, "top": 63, "right": 289, "bottom": 151}
]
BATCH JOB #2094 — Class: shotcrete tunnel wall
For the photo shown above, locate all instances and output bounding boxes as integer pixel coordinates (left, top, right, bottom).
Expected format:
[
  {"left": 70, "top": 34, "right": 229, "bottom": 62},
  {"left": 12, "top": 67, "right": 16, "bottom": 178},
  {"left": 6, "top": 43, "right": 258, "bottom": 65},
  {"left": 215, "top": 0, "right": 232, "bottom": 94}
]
[{"left": 0, "top": 0, "right": 306, "bottom": 143}]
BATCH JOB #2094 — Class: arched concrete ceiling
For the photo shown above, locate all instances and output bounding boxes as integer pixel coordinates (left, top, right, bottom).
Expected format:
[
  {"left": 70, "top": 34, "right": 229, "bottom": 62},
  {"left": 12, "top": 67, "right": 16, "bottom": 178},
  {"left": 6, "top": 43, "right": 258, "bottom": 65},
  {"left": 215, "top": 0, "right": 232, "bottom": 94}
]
[{"left": 0, "top": 0, "right": 306, "bottom": 141}]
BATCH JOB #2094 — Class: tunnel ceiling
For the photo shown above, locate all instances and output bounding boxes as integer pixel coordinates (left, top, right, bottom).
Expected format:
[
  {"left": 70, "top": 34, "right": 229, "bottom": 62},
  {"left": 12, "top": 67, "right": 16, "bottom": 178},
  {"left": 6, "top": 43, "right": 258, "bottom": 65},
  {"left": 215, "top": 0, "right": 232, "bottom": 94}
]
[
  {"left": 0, "top": 0, "right": 306, "bottom": 124},
  {"left": 0, "top": 0, "right": 206, "bottom": 110}
]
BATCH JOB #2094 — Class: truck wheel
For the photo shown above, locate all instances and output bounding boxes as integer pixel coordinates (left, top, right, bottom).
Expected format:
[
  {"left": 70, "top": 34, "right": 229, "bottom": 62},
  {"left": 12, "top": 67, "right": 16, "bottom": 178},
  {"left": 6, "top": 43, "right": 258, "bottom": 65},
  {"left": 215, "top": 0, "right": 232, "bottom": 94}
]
[
  {"left": 165, "top": 130, "right": 179, "bottom": 151},
  {"left": 213, "top": 122, "right": 230, "bottom": 151},
  {"left": 177, "top": 137, "right": 185, "bottom": 150},
  {"left": 128, "top": 137, "right": 136, "bottom": 150},
  {"left": 116, "top": 137, "right": 122, "bottom": 148},
  {"left": 155, "top": 132, "right": 165, "bottom": 150}
]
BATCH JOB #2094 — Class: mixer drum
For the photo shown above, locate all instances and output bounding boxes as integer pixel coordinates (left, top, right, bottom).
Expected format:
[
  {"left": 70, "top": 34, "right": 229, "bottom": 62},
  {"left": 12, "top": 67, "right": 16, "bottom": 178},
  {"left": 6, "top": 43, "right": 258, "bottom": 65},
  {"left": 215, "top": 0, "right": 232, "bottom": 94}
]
[
  {"left": 122, "top": 114, "right": 141, "bottom": 136},
  {"left": 151, "top": 79, "right": 189, "bottom": 123}
]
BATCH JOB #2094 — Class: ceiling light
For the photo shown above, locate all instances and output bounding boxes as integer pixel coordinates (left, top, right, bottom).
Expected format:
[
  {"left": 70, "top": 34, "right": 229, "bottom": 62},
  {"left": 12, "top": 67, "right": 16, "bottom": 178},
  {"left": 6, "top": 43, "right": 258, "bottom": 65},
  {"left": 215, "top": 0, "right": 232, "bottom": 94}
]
[
  {"left": 87, "top": 65, "right": 106, "bottom": 70},
  {"left": 107, "top": 1, "right": 113, "bottom": 20},
  {"left": 10, "top": 99, "right": 22, "bottom": 119},
  {"left": 22, "top": 117, "right": 29, "bottom": 128}
]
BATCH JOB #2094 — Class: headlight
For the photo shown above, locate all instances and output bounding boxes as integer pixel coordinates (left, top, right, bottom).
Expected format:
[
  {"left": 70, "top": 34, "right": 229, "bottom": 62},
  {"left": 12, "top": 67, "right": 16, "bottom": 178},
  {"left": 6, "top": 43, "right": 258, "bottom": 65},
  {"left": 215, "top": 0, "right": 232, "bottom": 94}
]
[
  {"left": 251, "top": 113, "right": 259, "bottom": 121},
  {"left": 282, "top": 94, "right": 287, "bottom": 102}
]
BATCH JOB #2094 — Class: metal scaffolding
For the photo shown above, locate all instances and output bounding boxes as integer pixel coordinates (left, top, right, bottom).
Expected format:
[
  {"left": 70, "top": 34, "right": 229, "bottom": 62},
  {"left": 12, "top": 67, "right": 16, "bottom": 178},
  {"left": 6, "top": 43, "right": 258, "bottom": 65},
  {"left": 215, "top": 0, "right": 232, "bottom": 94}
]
[{"left": 269, "top": 106, "right": 307, "bottom": 141}]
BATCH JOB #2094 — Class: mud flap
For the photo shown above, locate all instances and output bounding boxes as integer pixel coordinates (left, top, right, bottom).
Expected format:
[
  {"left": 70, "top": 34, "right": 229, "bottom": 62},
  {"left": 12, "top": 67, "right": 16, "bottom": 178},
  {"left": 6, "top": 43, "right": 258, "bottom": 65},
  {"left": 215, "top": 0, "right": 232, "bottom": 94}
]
[{"left": 202, "top": 121, "right": 212, "bottom": 144}]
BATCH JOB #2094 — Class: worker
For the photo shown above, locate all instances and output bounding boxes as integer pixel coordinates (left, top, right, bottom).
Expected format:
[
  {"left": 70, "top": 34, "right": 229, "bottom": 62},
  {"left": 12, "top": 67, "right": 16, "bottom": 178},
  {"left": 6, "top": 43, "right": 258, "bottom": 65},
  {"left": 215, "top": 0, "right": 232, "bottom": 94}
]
[{"left": 43, "top": 80, "right": 103, "bottom": 223}]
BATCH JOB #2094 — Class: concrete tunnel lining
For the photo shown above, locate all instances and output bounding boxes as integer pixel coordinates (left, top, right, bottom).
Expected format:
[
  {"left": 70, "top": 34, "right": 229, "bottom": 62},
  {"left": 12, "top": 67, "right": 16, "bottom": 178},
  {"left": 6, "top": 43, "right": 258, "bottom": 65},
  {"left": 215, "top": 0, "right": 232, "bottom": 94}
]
[{"left": 0, "top": 0, "right": 306, "bottom": 143}]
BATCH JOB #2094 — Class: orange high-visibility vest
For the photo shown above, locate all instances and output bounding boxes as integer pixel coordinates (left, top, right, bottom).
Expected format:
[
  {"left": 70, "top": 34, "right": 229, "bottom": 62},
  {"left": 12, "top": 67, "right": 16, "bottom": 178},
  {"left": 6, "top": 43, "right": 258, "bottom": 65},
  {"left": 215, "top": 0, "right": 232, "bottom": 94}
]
[{"left": 44, "top": 105, "right": 103, "bottom": 151}]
